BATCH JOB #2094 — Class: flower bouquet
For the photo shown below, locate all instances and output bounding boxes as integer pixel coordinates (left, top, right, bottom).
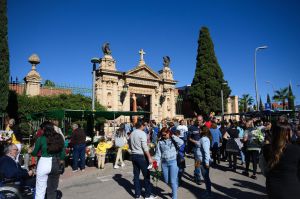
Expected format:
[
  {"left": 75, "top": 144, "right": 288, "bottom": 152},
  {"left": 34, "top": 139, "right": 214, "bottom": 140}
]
[
  {"left": 251, "top": 129, "right": 264, "bottom": 145},
  {"left": 150, "top": 160, "right": 162, "bottom": 186},
  {"left": 0, "top": 130, "right": 13, "bottom": 142}
]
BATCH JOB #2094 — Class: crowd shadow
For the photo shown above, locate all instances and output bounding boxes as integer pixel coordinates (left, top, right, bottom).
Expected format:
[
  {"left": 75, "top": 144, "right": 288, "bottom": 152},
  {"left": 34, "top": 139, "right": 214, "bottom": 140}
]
[
  {"left": 211, "top": 178, "right": 267, "bottom": 199},
  {"left": 112, "top": 174, "right": 169, "bottom": 199}
]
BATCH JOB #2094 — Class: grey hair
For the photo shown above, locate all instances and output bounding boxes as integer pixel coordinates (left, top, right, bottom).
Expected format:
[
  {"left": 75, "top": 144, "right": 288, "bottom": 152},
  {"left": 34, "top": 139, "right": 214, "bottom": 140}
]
[
  {"left": 72, "top": 123, "right": 78, "bottom": 129},
  {"left": 4, "top": 144, "right": 16, "bottom": 155},
  {"left": 8, "top": 119, "right": 15, "bottom": 125}
]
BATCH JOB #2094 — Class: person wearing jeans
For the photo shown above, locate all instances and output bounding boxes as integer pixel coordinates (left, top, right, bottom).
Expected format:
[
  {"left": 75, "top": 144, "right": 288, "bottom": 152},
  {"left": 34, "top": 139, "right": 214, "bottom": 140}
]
[
  {"left": 198, "top": 126, "right": 212, "bottom": 199},
  {"left": 71, "top": 123, "right": 86, "bottom": 172},
  {"left": 154, "top": 127, "right": 183, "bottom": 199},
  {"left": 130, "top": 119, "right": 156, "bottom": 199},
  {"left": 132, "top": 154, "right": 152, "bottom": 198}
]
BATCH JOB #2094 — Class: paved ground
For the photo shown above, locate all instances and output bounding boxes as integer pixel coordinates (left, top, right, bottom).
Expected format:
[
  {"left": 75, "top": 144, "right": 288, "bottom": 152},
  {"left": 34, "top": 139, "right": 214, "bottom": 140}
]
[{"left": 59, "top": 157, "right": 267, "bottom": 199}]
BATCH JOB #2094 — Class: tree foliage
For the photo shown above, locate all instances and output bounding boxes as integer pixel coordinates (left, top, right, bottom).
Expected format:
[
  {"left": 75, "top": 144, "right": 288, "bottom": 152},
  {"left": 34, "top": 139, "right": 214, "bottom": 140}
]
[
  {"left": 0, "top": 0, "right": 9, "bottom": 113},
  {"left": 288, "top": 84, "right": 295, "bottom": 111},
  {"left": 273, "top": 87, "right": 288, "bottom": 110},
  {"left": 239, "top": 94, "right": 254, "bottom": 112},
  {"left": 7, "top": 92, "right": 106, "bottom": 121},
  {"left": 267, "top": 94, "right": 271, "bottom": 104},
  {"left": 259, "top": 97, "right": 264, "bottom": 111},
  {"left": 44, "top": 79, "right": 55, "bottom": 87},
  {"left": 189, "top": 27, "right": 231, "bottom": 115}
]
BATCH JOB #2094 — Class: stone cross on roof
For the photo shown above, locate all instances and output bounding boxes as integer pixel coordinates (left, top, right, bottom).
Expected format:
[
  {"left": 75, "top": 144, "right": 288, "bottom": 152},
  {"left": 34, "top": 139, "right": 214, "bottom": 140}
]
[{"left": 138, "top": 49, "right": 146, "bottom": 65}]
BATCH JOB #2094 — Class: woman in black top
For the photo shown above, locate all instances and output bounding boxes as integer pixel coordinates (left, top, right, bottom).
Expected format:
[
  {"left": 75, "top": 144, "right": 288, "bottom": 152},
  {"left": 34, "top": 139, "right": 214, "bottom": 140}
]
[{"left": 263, "top": 124, "right": 300, "bottom": 199}]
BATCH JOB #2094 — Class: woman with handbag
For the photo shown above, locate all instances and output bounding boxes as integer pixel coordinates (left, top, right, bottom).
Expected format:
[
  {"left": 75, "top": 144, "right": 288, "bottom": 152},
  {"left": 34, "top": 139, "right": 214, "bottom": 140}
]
[
  {"left": 29, "top": 121, "right": 65, "bottom": 199},
  {"left": 154, "top": 127, "right": 183, "bottom": 199}
]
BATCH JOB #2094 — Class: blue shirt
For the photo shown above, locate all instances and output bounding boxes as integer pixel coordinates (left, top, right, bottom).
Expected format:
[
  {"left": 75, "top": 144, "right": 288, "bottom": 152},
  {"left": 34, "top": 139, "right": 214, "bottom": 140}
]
[{"left": 210, "top": 128, "right": 222, "bottom": 148}]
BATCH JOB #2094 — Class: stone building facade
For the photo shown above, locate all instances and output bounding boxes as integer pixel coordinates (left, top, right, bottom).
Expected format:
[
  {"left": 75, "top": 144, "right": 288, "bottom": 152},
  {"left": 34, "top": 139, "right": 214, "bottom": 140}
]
[{"left": 95, "top": 46, "right": 178, "bottom": 122}]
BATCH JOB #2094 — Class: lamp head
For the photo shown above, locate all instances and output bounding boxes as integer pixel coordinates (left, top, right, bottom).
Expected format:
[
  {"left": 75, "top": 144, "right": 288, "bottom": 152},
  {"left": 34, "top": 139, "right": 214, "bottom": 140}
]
[
  {"left": 256, "top": 46, "right": 268, "bottom": 51},
  {"left": 91, "top": 57, "right": 100, "bottom": 64}
]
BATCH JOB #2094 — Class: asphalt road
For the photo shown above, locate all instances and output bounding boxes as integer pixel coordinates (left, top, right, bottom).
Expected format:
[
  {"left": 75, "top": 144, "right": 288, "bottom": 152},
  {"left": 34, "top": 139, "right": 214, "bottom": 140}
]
[{"left": 59, "top": 157, "right": 267, "bottom": 199}]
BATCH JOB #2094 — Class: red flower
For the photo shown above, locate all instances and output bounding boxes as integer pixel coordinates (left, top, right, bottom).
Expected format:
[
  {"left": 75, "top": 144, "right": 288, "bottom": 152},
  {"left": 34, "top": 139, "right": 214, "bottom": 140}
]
[{"left": 153, "top": 161, "right": 158, "bottom": 170}]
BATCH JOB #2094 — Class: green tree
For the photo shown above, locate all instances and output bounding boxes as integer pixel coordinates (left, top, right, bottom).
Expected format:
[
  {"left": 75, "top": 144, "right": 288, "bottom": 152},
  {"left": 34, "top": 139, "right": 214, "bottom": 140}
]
[
  {"left": 266, "top": 93, "right": 272, "bottom": 110},
  {"left": 288, "top": 83, "right": 295, "bottom": 111},
  {"left": 259, "top": 97, "right": 264, "bottom": 111},
  {"left": 189, "top": 27, "right": 231, "bottom": 115},
  {"left": 16, "top": 94, "right": 106, "bottom": 117},
  {"left": 0, "top": 0, "right": 9, "bottom": 113},
  {"left": 239, "top": 94, "right": 254, "bottom": 112},
  {"left": 267, "top": 94, "right": 271, "bottom": 104},
  {"left": 273, "top": 87, "right": 288, "bottom": 110},
  {"left": 44, "top": 80, "right": 55, "bottom": 87}
]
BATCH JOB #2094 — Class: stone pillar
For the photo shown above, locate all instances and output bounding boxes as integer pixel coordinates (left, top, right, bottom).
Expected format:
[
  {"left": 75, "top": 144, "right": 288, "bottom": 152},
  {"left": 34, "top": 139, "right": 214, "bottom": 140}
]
[
  {"left": 132, "top": 94, "right": 137, "bottom": 124},
  {"left": 25, "top": 54, "right": 42, "bottom": 96}
]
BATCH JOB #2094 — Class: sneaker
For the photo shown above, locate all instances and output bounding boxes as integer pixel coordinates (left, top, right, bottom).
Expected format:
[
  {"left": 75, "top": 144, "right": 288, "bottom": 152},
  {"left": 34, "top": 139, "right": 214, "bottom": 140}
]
[
  {"left": 145, "top": 195, "right": 157, "bottom": 199},
  {"left": 250, "top": 175, "right": 257, "bottom": 180},
  {"left": 242, "top": 171, "right": 249, "bottom": 177},
  {"left": 114, "top": 165, "right": 120, "bottom": 169},
  {"left": 72, "top": 169, "right": 79, "bottom": 173},
  {"left": 121, "top": 163, "right": 125, "bottom": 167}
]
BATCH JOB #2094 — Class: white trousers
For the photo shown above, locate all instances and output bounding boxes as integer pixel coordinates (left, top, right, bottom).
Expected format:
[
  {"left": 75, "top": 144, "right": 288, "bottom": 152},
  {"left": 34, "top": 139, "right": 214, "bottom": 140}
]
[{"left": 36, "top": 157, "right": 52, "bottom": 199}]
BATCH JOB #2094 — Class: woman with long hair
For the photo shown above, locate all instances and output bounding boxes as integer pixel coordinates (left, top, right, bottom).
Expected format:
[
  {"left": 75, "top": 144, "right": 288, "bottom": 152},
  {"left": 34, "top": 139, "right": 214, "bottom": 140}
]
[
  {"left": 199, "top": 126, "right": 212, "bottom": 199},
  {"left": 30, "top": 122, "right": 65, "bottom": 199},
  {"left": 263, "top": 124, "right": 300, "bottom": 199},
  {"left": 154, "top": 127, "right": 183, "bottom": 199},
  {"left": 114, "top": 124, "right": 127, "bottom": 169}
]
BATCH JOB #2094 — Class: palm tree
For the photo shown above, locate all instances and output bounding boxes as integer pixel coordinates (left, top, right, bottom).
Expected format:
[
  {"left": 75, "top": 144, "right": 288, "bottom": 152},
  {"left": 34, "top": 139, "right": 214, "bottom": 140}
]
[
  {"left": 272, "top": 87, "right": 288, "bottom": 110},
  {"left": 239, "top": 94, "right": 254, "bottom": 112}
]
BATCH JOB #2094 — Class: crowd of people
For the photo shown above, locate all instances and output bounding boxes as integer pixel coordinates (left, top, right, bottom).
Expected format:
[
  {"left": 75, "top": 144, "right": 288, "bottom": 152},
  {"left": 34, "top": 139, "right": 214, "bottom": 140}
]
[{"left": 0, "top": 113, "right": 299, "bottom": 199}]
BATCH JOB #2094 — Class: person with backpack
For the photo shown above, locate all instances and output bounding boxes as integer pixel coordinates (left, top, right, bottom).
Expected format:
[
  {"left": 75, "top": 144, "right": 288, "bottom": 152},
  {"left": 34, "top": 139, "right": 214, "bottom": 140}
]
[
  {"left": 29, "top": 122, "right": 65, "bottom": 199},
  {"left": 242, "top": 119, "right": 263, "bottom": 179}
]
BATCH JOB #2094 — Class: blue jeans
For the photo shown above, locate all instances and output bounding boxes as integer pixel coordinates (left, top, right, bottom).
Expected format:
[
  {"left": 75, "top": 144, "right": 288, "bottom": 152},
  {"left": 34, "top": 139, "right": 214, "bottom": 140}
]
[
  {"left": 73, "top": 144, "right": 86, "bottom": 170},
  {"left": 132, "top": 154, "right": 151, "bottom": 198},
  {"left": 161, "top": 159, "right": 178, "bottom": 199},
  {"left": 194, "top": 159, "right": 202, "bottom": 183},
  {"left": 200, "top": 164, "right": 211, "bottom": 194},
  {"left": 240, "top": 149, "right": 245, "bottom": 163}
]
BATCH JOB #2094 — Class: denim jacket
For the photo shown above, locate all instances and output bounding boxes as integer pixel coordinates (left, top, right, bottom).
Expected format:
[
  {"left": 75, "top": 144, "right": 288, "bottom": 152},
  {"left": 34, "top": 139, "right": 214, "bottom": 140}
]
[
  {"left": 201, "top": 136, "right": 211, "bottom": 165},
  {"left": 155, "top": 135, "right": 183, "bottom": 165}
]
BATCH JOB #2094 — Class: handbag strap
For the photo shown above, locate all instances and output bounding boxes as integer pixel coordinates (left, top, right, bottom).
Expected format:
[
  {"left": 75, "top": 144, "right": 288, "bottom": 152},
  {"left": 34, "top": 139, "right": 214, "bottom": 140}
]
[{"left": 170, "top": 136, "right": 180, "bottom": 151}]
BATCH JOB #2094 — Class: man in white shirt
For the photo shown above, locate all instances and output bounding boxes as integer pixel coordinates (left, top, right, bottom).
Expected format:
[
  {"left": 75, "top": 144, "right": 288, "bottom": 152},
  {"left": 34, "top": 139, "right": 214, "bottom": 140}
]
[{"left": 177, "top": 120, "right": 188, "bottom": 140}]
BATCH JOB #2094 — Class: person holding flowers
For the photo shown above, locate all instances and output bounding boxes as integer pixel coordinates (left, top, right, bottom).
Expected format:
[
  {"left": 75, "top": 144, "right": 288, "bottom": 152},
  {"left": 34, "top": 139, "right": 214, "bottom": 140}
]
[{"left": 154, "top": 127, "right": 183, "bottom": 199}]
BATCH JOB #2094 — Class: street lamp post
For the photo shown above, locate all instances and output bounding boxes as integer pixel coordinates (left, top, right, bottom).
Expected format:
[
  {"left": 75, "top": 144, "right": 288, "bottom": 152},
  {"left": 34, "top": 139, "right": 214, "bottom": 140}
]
[
  {"left": 221, "top": 82, "right": 228, "bottom": 118},
  {"left": 254, "top": 45, "right": 268, "bottom": 111},
  {"left": 91, "top": 57, "right": 100, "bottom": 111}
]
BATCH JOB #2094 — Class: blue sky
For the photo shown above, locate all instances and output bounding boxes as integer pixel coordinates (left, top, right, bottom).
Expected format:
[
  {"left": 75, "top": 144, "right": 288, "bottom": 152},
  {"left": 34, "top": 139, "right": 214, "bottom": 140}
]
[{"left": 7, "top": 0, "right": 300, "bottom": 105}]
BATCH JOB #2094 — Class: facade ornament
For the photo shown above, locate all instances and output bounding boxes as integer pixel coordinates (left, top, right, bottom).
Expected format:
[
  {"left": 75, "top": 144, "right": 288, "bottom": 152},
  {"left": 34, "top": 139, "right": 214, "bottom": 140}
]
[
  {"left": 163, "top": 56, "right": 170, "bottom": 68},
  {"left": 102, "top": 42, "right": 112, "bottom": 55},
  {"left": 138, "top": 49, "right": 146, "bottom": 65}
]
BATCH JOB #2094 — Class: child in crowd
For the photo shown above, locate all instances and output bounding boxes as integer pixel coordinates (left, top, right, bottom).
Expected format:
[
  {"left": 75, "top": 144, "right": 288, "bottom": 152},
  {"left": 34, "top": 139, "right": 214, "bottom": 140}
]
[{"left": 96, "top": 137, "right": 112, "bottom": 169}]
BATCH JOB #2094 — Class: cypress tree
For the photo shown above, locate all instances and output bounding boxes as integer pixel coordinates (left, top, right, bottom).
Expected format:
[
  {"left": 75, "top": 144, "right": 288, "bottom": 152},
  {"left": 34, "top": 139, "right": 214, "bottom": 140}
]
[
  {"left": 288, "top": 83, "right": 295, "bottom": 111},
  {"left": 0, "top": 0, "right": 9, "bottom": 113},
  {"left": 267, "top": 93, "right": 272, "bottom": 110},
  {"left": 267, "top": 94, "right": 271, "bottom": 104},
  {"left": 189, "top": 27, "right": 231, "bottom": 115},
  {"left": 259, "top": 97, "right": 264, "bottom": 111}
]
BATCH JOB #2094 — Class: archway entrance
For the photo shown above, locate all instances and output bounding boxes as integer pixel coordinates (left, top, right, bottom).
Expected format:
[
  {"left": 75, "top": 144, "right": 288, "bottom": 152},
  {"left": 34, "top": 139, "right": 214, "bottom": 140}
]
[{"left": 131, "top": 94, "right": 151, "bottom": 121}]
